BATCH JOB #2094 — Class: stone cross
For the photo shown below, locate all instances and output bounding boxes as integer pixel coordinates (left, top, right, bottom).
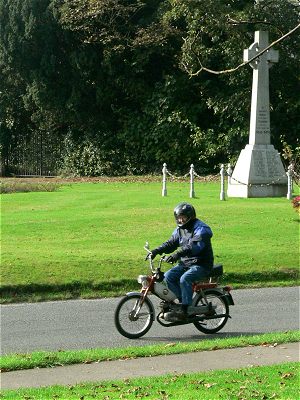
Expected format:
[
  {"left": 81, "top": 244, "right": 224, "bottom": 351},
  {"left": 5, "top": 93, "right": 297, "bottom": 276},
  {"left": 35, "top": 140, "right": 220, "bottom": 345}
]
[
  {"left": 227, "top": 30, "right": 287, "bottom": 198},
  {"left": 243, "top": 31, "right": 279, "bottom": 145}
]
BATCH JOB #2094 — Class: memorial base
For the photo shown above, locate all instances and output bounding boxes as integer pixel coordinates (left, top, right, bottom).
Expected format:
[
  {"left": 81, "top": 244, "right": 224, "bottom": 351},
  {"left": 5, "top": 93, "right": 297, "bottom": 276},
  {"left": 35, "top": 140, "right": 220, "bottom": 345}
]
[
  {"left": 227, "top": 183, "right": 287, "bottom": 198},
  {"left": 227, "top": 144, "right": 287, "bottom": 198}
]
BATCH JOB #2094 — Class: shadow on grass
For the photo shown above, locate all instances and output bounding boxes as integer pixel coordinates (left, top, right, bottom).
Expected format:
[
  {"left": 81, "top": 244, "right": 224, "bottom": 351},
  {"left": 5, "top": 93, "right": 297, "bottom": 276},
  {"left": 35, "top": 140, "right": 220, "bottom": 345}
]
[
  {"left": 1, "top": 269, "right": 298, "bottom": 304},
  {"left": 223, "top": 268, "right": 299, "bottom": 285},
  {"left": 0, "top": 279, "right": 140, "bottom": 303}
]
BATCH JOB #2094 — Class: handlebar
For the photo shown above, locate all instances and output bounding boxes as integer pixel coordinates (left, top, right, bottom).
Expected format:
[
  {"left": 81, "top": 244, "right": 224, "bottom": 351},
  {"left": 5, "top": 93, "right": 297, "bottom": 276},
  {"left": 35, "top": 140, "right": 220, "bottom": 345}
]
[{"left": 144, "top": 242, "right": 170, "bottom": 273}]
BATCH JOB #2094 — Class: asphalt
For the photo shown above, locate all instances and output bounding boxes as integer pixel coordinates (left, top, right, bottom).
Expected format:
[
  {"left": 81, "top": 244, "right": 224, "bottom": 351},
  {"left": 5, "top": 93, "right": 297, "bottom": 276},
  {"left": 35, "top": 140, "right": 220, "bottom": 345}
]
[{"left": 1, "top": 342, "right": 299, "bottom": 390}]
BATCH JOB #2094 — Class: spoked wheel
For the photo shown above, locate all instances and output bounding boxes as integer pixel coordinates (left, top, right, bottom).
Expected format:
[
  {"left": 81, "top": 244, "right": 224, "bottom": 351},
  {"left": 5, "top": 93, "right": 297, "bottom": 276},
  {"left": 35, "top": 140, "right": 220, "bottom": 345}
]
[
  {"left": 193, "top": 289, "right": 229, "bottom": 334},
  {"left": 114, "top": 294, "right": 155, "bottom": 339}
]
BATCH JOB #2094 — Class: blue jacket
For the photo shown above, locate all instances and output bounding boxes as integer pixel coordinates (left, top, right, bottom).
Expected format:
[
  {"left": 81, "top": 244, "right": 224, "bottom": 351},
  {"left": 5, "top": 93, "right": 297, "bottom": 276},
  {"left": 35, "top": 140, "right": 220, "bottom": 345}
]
[{"left": 156, "top": 219, "right": 214, "bottom": 268}]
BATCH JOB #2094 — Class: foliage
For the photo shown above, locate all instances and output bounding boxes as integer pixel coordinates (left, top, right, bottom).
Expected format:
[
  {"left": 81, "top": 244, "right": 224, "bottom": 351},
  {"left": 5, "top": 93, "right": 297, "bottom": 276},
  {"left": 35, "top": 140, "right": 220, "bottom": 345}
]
[
  {"left": 59, "top": 134, "right": 119, "bottom": 176},
  {"left": 165, "top": 0, "right": 300, "bottom": 161},
  {"left": 281, "top": 135, "right": 300, "bottom": 185},
  {"left": 291, "top": 195, "right": 300, "bottom": 213},
  {"left": 0, "top": 0, "right": 299, "bottom": 175}
]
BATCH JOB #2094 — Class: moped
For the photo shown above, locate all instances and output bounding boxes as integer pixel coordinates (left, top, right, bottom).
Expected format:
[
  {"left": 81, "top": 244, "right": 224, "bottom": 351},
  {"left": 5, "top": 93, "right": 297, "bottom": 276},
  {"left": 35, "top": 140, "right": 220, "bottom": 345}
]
[{"left": 114, "top": 242, "right": 234, "bottom": 339}]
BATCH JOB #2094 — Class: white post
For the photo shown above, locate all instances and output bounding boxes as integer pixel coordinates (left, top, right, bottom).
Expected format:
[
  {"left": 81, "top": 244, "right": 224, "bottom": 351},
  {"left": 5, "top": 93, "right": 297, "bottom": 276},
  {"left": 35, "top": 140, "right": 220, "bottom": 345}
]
[
  {"left": 286, "top": 164, "right": 293, "bottom": 200},
  {"left": 162, "top": 163, "right": 167, "bottom": 197},
  {"left": 227, "top": 163, "right": 233, "bottom": 186},
  {"left": 189, "top": 164, "right": 195, "bottom": 198},
  {"left": 220, "top": 164, "right": 225, "bottom": 201}
]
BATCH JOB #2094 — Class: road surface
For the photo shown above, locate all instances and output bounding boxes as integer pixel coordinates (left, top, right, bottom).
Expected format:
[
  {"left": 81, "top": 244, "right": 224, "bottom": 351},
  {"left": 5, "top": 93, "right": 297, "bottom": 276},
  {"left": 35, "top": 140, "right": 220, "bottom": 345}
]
[{"left": 1, "top": 286, "right": 299, "bottom": 355}]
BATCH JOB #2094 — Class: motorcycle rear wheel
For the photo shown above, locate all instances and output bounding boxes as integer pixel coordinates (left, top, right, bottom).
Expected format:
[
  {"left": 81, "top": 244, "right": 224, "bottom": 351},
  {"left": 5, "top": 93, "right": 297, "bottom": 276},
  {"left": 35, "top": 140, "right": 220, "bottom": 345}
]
[
  {"left": 193, "top": 289, "right": 229, "bottom": 334},
  {"left": 114, "top": 294, "right": 155, "bottom": 339}
]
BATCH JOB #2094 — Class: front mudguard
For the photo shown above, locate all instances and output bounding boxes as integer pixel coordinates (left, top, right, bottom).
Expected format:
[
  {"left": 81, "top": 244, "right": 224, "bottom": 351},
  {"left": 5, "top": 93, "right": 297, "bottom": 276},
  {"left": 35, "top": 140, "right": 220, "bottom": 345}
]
[
  {"left": 126, "top": 291, "right": 144, "bottom": 297},
  {"left": 125, "top": 291, "right": 156, "bottom": 317}
]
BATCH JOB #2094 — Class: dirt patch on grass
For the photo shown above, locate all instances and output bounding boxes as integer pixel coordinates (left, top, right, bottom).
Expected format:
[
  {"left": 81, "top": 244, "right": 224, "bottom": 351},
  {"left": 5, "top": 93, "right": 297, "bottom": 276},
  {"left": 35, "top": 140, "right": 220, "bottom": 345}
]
[{"left": 1, "top": 174, "right": 219, "bottom": 184}]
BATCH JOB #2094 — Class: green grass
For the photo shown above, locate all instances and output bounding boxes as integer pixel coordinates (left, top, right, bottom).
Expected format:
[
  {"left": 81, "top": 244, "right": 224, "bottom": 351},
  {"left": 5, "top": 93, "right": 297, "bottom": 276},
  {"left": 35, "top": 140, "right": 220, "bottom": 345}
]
[
  {"left": 1, "top": 362, "right": 299, "bottom": 399},
  {"left": 1, "top": 331, "right": 299, "bottom": 372},
  {"left": 1, "top": 180, "right": 299, "bottom": 303}
]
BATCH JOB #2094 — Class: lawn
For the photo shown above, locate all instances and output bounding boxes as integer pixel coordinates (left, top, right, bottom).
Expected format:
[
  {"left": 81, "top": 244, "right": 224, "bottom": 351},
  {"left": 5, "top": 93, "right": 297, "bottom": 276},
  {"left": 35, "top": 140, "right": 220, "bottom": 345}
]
[
  {"left": 1, "top": 362, "right": 299, "bottom": 399},
  {"left": 1, "top": 180, "right": 299, "bottom": 302},
  {"left": 1, "top": 331, "right": 298, "bottom": 372}
]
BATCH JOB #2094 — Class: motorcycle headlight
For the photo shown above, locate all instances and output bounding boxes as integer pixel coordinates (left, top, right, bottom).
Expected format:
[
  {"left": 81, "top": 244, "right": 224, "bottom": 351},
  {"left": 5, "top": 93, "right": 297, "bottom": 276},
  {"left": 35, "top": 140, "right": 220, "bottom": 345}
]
[{"left": 137, "top": 275, "right": 150, "bottom": 288}]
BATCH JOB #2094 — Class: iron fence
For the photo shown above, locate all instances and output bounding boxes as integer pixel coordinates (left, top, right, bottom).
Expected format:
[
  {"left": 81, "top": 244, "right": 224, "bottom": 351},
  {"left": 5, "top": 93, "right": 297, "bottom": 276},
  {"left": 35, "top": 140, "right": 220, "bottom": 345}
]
[{"left": 1, "top": 131, "right": 62, "bottom": 177}]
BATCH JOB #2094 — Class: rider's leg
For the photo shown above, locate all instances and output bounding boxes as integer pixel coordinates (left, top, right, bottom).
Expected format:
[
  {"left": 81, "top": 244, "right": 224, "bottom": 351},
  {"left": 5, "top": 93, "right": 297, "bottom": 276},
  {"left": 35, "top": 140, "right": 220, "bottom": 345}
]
[
  {"left": 180, "top": 265, "right": 211, "bottom": 307},
  {"left": 164, "top": 264, "right": 186, "bottom": 302},
  {"left": 164, "top": 265, "right": 210, "bottom": 321}
]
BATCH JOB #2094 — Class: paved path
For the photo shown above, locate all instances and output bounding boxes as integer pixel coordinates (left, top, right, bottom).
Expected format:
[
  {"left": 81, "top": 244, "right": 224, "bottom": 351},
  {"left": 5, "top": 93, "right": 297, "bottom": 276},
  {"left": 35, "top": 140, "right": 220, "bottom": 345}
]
[
  {"left": 1, "top": 287, "right": 299, "bottom": 354},
  {"left": 1, "top": 342, "right": 299, "bottom": 390}
]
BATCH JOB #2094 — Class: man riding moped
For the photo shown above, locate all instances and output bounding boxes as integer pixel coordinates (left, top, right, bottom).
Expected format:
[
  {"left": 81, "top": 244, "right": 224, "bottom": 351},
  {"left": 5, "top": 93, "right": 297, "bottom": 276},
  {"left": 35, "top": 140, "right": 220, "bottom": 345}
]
[{"left": 149, "top": 202, "right": 214, "bottom": 321}]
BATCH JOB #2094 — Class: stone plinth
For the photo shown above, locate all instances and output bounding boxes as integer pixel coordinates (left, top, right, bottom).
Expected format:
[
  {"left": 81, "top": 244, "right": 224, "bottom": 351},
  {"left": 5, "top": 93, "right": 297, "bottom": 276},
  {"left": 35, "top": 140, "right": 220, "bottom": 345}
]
[{"left": 227, "top": 144, "right": 287, "bottom": 197}]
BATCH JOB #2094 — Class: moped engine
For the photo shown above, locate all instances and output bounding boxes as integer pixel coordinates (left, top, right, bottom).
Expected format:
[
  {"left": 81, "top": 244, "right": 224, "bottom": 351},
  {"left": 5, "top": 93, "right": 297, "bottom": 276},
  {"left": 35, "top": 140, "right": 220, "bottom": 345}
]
[{"left": 153, "top": 282, "right": 177, "bottom": 301}]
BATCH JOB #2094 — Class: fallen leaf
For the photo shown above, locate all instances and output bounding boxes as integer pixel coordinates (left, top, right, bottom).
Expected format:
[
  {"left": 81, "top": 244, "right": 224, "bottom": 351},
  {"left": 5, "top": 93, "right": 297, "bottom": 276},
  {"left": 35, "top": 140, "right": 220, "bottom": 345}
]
[
  {"left": 204, "top": 383, "right": 217, "bottom": 388},
  {"left": 281, "top": 372, "right": 294, "bottom": 379}
]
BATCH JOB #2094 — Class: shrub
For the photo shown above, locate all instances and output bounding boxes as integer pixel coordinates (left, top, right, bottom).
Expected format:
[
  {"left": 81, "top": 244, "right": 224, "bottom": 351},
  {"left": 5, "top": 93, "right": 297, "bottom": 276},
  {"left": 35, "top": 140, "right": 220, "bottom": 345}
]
[
  {"left": 59, "top": 136, "right": 120, "bottom": 177},
  {"left": 291, "top": 195, "right": 300, "bottom": 213}
]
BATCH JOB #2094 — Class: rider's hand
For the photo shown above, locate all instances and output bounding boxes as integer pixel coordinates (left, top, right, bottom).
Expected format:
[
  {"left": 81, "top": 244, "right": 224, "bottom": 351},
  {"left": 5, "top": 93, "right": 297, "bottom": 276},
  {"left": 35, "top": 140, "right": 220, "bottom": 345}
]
[
  {"left": 165, "top": 252, "right": 180, "bottom": 264},
  {"left": 146, "top": 249, "right": 159, "bottom": 260}
]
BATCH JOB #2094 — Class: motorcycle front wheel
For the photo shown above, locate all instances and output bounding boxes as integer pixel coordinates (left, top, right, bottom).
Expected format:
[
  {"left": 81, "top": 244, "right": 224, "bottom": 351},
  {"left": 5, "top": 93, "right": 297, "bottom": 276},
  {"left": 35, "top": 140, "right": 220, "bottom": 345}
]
[
  {"left": 114, "top": 294, "right": 155, "bottom": 339},
  {"left": 193, "top": 289, "right": 229, "bottom": 334}
]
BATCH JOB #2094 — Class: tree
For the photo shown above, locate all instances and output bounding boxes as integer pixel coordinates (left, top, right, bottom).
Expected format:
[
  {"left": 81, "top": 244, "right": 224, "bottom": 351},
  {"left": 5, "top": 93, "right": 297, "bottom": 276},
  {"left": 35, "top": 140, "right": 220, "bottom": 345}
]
[
  {"left": 165, "top": 0, "right": 300, "bottom": 165},
  {"left": 57, "top": 0, "right": 202, "bottom": 174},
  {"left": 1, "top": 0, "right": 299, "bottom": 176},
  {"left": 0, "top": 0, "right": 70, "bottom": 174}
]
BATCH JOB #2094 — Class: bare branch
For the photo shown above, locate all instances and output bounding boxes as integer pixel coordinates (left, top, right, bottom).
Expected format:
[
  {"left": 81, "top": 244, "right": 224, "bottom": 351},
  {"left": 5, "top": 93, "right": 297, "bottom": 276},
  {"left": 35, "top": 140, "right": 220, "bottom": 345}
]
[
  {"left": 185, "top": 22, "right": 300, "bottom": 77},
  {"left": 227, "top": 17, "right": 284, "bottom": 35}
]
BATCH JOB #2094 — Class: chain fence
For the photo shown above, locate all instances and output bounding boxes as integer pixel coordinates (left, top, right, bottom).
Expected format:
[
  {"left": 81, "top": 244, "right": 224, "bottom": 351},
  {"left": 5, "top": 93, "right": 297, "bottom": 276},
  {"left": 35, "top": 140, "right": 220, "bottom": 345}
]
[{"left": 162, "top": 162, "right": 297, "bottom": 200}]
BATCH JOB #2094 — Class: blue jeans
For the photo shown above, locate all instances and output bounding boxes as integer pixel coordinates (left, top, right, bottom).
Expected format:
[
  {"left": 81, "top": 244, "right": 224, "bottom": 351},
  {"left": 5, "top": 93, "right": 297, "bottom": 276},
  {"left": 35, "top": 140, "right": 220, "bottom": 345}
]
[{"left": 164, "top": 264, "right": 211, "bottom": 306}]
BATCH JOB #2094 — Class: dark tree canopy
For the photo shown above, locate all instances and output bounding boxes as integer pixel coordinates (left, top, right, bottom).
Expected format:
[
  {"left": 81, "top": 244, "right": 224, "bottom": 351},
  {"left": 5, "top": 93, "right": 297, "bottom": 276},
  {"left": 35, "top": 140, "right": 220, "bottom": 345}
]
[{"left": 0, "top": 0, "right": 299, "bottom": 176}]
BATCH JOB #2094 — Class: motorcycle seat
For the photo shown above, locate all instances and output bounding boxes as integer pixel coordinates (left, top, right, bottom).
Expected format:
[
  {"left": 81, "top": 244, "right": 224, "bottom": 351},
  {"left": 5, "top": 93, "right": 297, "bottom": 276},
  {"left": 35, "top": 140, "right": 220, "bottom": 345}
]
[
  {"left": 192, "top": 264, "right": 223, "bottom": 289},
  {"left": 210, "top": 264, "right": 223, "bottom": 277}
]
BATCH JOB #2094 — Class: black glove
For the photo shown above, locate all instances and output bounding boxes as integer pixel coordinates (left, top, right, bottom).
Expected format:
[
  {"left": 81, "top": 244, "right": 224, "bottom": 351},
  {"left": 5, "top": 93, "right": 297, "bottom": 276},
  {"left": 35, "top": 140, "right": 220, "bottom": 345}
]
[
  {"left": 156, "top": 269, "right": 165, "bottom": 282},
  {"left": 148, "top": 249, "right": 159, "bottom": 260},
  {"left": 165, "top": 252, "right": 180, "bottom": 264}
]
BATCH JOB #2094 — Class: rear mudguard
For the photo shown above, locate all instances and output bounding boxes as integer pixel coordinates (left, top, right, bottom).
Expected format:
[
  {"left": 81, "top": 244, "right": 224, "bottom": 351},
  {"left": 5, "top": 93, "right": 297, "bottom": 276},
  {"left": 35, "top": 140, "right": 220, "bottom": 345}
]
[
  {"left": 193, "top": 288, "right": 234, "bottom": 307},
  {"left": 225, "top": 292, "right": 235, "bottom": 306}
]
